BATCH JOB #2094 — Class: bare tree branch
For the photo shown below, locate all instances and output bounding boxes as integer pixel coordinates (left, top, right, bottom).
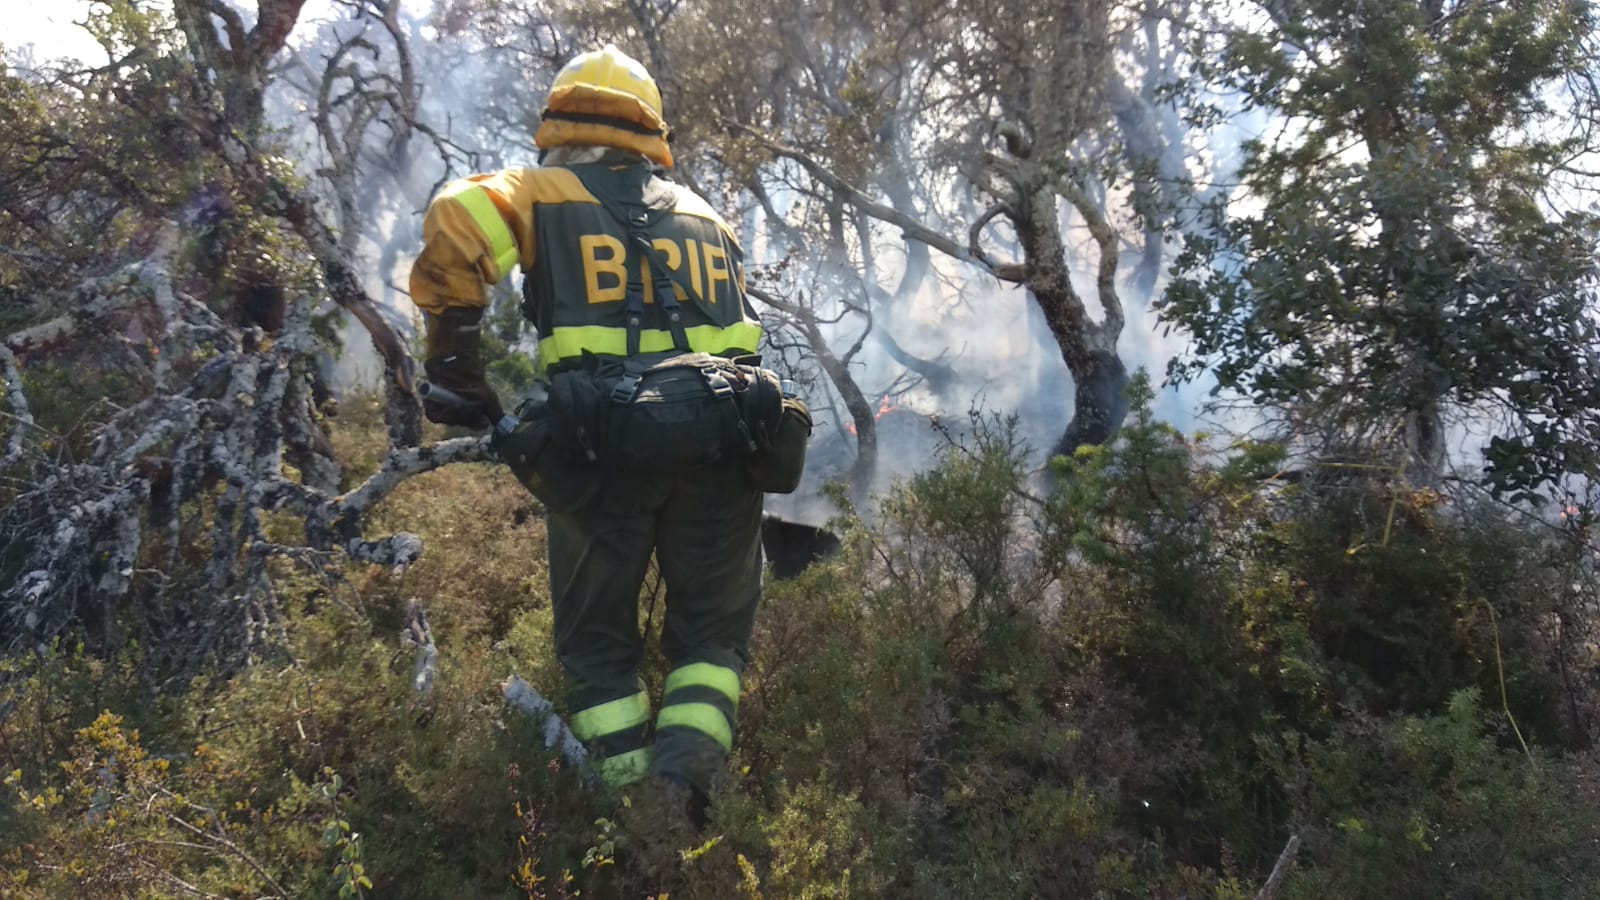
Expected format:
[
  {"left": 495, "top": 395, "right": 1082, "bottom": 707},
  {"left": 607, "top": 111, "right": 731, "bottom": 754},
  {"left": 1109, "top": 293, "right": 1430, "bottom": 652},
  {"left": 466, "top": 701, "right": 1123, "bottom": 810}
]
[
  {"left": 331, "top": 435, "right": 493, "bottom": 527},
  {"left": 402, "top": 599, "right": 438, "bottom": 696},
  {"left": 0, "top": 251, "right": 478, "bottom": 661},
  {"left": 1255, "top": 833, "right": 1301, "bottom": 900},
  {"left": 967, "top": 203, "right": 1028, "bottom": 282},
  {"left": 751, "top": 284, "right": 878, "bottom": 489},
  {"left": 732, "top": 123, "right": 992, "bottom": 275},
  {"left": 151, "top": 804, "right": 291, "bottom": 898},
  {"left": 1057, "top": 174, "right": 1126, "bottom": 338}
]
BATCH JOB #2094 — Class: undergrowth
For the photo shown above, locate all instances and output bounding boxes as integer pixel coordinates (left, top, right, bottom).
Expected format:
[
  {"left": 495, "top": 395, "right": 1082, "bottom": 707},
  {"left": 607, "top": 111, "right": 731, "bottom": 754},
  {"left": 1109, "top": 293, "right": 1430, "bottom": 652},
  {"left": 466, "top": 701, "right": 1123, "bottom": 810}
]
[{"left": 3, "top": 377, "right": 1598, "bottom": 897}]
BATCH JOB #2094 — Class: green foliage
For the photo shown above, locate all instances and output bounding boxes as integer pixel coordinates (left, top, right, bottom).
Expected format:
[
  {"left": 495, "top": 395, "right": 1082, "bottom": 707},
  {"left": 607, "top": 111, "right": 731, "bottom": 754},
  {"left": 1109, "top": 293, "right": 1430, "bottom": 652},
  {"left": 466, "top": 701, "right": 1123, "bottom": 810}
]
[
  {"left": 3, "top": 379, "right": 1598, "bottom": 897},
  {"left": 1, "top": 4, "right": 221, "bottom": 297},
  {"left": 1161, "top": 0, "right": 1600, "bottom": 498},
  {"left": 1277, "top": 690, "right": 1600, "bottom": 899}
]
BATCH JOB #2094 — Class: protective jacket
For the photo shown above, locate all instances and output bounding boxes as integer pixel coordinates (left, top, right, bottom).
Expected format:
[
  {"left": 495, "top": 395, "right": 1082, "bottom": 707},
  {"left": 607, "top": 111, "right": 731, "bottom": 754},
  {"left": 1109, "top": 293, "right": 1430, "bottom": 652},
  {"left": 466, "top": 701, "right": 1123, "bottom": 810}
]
[
  {"left": 409, "top": 148, "right": 772, "bottom": 806},
  {"left": 409, "top": 158, "right": 761, "bottom": 371}
]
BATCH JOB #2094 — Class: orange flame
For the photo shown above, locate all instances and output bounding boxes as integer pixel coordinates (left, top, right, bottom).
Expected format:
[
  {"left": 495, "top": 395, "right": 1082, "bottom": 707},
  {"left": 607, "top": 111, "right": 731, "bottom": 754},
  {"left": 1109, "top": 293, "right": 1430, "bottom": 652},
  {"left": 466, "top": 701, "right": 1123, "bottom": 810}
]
[{"left": 846, "top": 396, "right": 899, "bottom": 435}]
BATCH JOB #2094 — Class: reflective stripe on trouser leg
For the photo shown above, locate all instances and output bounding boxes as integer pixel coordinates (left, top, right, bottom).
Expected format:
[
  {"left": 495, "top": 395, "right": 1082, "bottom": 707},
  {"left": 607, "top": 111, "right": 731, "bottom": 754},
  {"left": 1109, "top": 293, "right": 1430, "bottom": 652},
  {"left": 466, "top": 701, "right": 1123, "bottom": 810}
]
[
  {"left": 548, "top": 486, "right": 664, "bottom": 789},
  {"left": 648, "top": 466, "right": 763, "bottom": 797},
  {"left": 570, "top": 689, "right": 652, "bottom": 786},
  {"left": 655, "top": 662, "right": 740, "bottom": 754},
  {"left": 597, "top": 746, "right": 652, "bottom": 785}
]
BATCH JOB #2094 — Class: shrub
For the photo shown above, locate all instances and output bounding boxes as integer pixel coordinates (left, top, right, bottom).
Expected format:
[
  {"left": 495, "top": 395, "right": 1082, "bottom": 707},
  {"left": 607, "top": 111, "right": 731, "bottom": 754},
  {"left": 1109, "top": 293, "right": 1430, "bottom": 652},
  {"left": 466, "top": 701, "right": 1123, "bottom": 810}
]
[
  {"left": 1278, "top": 690, "right": 1600, "bottom": 899},
  {"left": 3, "top": 374, "right": 1597, "bottom": 897}
]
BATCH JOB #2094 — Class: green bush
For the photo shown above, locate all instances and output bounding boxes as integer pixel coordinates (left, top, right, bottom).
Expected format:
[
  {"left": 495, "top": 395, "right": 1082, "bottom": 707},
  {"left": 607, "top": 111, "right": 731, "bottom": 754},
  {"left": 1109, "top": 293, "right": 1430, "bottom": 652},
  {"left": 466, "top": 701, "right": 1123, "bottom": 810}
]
[
  {"left": 1279, "top": 690, "right": 1600, "bottom": 899},
  {"left": 3, "top": 375, "right": 1597, "bottom": 897}
]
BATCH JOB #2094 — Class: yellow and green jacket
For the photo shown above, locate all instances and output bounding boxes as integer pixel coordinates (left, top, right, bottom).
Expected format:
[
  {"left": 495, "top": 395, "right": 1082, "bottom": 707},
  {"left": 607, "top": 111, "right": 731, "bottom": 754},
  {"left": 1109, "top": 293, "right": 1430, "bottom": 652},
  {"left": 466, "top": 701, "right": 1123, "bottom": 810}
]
[{"left": 409, "top": 156, "right": 760, "bottom": 371}]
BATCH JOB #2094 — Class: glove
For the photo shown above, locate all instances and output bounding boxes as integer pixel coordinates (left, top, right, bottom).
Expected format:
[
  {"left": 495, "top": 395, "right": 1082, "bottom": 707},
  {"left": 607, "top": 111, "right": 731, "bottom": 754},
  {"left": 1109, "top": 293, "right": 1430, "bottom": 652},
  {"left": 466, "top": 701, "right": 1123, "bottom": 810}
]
[
  {"left": 421, "top": 307, "right": 504, "bottom": 429},
  {"left": 423, "top": 357, "right": 504, "bottom": 428}
]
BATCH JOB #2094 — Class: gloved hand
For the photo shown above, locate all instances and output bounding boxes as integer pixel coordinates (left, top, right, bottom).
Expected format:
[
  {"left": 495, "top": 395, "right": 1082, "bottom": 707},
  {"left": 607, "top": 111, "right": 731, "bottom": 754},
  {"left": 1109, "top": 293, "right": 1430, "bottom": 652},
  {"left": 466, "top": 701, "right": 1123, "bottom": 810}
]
[
  {"left": 422, "top": 357, "right": 504, "bottom": 428},
  {"left": 421, "top": 307, "right": 504, "bottom": 429}
]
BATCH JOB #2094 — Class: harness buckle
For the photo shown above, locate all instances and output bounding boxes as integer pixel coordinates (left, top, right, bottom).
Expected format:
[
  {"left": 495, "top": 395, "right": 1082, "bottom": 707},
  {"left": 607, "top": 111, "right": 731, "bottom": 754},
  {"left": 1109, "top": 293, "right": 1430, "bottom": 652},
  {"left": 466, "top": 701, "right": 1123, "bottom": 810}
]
[
  {"left": 610, "top": 372, "right": 643, "bottom": 404},
  {"left": 701, "top": 367, "right": 735, "bottom": 401}
]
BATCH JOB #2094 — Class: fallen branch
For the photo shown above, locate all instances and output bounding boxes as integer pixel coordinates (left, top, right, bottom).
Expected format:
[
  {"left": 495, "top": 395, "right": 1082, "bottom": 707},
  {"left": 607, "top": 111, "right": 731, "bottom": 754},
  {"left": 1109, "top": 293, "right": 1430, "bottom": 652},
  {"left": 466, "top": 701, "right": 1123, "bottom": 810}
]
[
  {"left": 1255, "top": 833, "right": 1301, "bottom": 900},
  {"left": 402, "top": 599, "right": 439, "bottom": 697},
  {"left": 2, "top": 272, "right": 148, "bottom": 355},
  {"left": 0, "top": 251, "right": 490, "bottom": 664},
  {"left": 502, "top": 675, "right": 588, "bottom": 771},
  {"left": 333, "top": 435, "right": 494, "bottom": 526}
]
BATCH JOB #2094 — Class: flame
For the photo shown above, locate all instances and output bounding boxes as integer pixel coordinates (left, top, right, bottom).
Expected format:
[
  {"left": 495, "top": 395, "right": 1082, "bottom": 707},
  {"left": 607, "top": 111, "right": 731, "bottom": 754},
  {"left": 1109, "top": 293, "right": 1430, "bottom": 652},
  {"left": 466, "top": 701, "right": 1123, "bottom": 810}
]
[{"left": 846, "top": 396, "right": 900, "bottom": 435}]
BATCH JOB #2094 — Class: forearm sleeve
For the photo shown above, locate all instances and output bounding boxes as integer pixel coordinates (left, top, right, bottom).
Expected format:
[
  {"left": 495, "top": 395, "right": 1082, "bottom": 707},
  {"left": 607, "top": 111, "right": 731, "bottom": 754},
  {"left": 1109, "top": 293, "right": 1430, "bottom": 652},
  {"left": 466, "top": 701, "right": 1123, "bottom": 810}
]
[{"left": 408, "top": 171, "right": 534, "bottom": 315}]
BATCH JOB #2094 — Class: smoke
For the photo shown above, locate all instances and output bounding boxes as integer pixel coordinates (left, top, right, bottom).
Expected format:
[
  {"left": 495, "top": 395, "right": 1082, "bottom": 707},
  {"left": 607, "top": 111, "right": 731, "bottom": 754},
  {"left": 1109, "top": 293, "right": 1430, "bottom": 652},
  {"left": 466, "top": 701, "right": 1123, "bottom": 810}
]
[
  {"left": 263, "top": 0, "right": 555, "bottom": 391},
  {"left": 255, "top": 3, "right": 1265, "bottom": 528},
  {"left": 8, "top": 4, "right": 103, "bottom": 65},
  {"left": 752, "top": 161, "right": 1249, "bottom": 525}
]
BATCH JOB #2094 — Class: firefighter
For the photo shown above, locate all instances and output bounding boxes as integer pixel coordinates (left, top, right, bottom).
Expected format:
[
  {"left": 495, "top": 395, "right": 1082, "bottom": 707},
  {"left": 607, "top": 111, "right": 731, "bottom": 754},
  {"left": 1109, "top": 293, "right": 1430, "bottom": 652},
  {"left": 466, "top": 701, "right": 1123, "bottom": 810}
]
[{"left": 407, "top": 45, "right": 764, "bottom": 818}]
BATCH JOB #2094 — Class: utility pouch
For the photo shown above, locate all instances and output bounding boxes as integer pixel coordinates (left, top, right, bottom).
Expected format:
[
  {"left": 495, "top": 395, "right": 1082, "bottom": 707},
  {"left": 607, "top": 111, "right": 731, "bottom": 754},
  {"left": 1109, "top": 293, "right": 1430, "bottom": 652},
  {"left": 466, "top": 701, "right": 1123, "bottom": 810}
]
[
  {"left": 746, "top": 396, "right": 812, "bottom": 494},
  {"left": 546, "top": 366, "right": 610, "bottom": 464},
  {"left": 493, "top": 397, "right": 601, "bottom": 513},
  {"left": 604, "top": 355, "right": 742, "bottom": 469},
  {"left": 543, "top": 352, "right": 789, "bottom": 475}
]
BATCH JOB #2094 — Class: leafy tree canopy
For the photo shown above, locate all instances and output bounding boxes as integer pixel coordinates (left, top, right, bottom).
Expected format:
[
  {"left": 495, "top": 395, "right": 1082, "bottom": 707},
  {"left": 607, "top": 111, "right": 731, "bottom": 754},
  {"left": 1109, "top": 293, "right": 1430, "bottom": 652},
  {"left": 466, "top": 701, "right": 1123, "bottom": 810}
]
[{"left": 1161, "top": 0, "right": 1600, "bottom": 500}]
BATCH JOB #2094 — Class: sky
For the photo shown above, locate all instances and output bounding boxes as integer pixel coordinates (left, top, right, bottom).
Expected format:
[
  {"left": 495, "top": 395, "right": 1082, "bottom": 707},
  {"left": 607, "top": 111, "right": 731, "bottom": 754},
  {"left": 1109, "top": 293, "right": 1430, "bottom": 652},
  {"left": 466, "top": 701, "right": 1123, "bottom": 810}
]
[
  {"left": 9, "top": 4, "right": 103, "bottom": 64},
  {"left": 5, "top": 1, "right": 430, "bottom": 65}
]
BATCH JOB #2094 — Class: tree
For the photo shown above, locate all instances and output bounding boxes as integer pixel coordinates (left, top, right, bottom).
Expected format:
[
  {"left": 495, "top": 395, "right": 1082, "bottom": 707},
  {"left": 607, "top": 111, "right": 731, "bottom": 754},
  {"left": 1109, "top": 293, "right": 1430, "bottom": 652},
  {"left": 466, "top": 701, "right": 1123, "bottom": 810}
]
[
  {"left": 550, "top": 0, "right": 1208, "bottom": 468},
  {"left": 0, "top": 1, "right": 481, "bottom": 664},
  {"left": 706, "top": 0, "right": 1137, "bottom": 459},
  {"left": 1161, "top": 0, "right": 1600, "bottom": 498}
]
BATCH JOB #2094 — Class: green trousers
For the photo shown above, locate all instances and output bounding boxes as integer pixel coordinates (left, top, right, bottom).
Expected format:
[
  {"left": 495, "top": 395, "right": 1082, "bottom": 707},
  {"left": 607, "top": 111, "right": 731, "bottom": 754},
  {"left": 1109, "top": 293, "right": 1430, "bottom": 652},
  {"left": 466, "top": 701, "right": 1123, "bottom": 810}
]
[{"left": 547, "top": 463, "right": 763, "bottom": 796}]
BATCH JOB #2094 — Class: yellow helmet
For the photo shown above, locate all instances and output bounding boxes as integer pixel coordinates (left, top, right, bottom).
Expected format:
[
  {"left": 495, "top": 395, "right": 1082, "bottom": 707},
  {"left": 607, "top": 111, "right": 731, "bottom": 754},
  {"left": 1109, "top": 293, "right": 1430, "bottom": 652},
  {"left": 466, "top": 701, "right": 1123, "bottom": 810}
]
[{"left": 536, "top": 45, "right": 674, "bottom": 168}]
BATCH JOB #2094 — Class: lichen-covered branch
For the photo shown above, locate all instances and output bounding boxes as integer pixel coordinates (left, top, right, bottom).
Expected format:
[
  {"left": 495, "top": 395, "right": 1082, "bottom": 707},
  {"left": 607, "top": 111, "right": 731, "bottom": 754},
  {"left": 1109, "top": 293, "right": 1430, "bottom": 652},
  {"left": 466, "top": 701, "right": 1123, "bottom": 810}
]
[
  {"left": 0, "top": 344, "right": 32, "bottom": 470},
  {"left": 1056, "top": 175, "right": 1125, "bottom": 340},
  {"left": 403, "top": 599, "right": 438, "bottom": 696},
  {"left": 0, "top": 253, "right": 488, "bottom": 663},
  {"left": 175, "top": 0, "right": 423, "bottom": 449},
  {"left": 502, "top": 676, "right": 588, "bottom": 771},
  {"left": 333, "top": 435, "right": 493, "bottom": 525},
  {"left": 1255, "top": 834, "right": 1301, "bottom": 900},
  {"left": 3, "top": 271, "right": 149, "bottom": 354}
]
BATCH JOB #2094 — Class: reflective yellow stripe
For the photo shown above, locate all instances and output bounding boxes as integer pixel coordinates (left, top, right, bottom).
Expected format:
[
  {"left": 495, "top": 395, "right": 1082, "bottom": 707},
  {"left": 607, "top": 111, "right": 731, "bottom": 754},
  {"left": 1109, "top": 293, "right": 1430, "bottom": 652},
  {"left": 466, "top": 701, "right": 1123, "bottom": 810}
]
[
  {"left": 657, "top": 702, "right": 733, "bottom": 752},
  {"left": 444, "top": 184, "right": 519, "bottom": 281},
  {"left": 570, "top": 691, "right": 650, "bottom": 741},
  {"left": 597, "top": 746, "right": 652, "bottom": 787},
  {"left": 664, "top": 662, "right": 741, "bottom": 710},
  {"left": 538, "top": 321, "right": 761, "bottom": 366}
]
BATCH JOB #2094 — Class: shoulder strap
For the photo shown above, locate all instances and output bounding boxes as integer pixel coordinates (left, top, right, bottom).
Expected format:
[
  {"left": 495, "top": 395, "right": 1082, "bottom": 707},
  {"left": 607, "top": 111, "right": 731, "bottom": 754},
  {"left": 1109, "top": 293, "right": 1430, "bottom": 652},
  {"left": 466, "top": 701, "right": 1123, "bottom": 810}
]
[{"left": 564, "top": 164, "right": 692, "bottom": 357}]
